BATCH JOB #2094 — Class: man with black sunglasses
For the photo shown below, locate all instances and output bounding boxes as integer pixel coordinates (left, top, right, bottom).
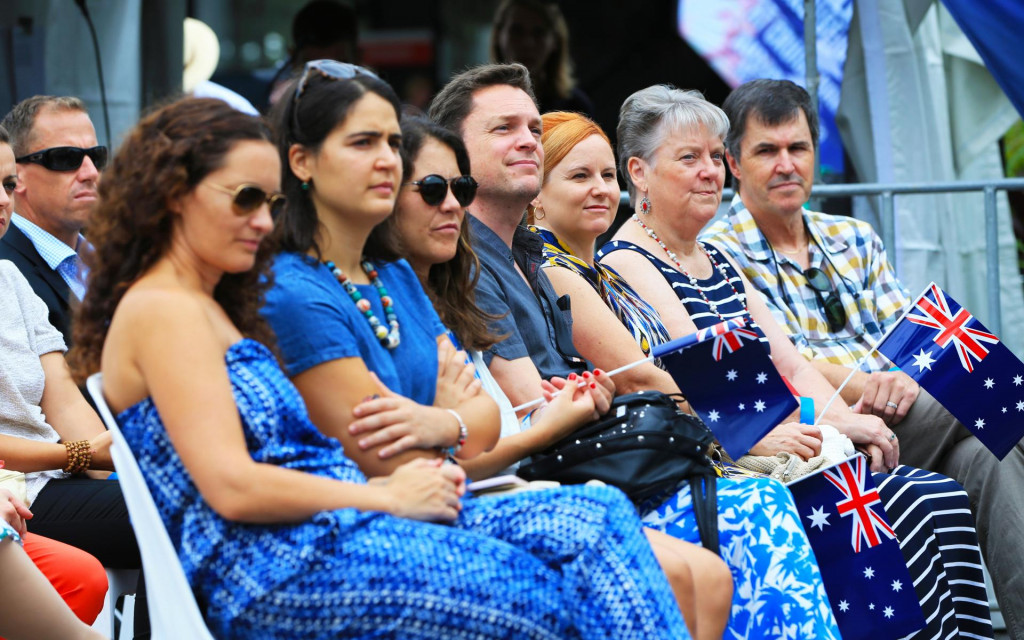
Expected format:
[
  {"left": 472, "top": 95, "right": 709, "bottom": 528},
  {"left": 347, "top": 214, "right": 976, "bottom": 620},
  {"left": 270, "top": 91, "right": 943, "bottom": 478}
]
[
  {"left": 0, "top": 96, "right": 103, "bottom": 345},
  {"left": 704, "top": 78, "right": 1024, "bottom": 632}
]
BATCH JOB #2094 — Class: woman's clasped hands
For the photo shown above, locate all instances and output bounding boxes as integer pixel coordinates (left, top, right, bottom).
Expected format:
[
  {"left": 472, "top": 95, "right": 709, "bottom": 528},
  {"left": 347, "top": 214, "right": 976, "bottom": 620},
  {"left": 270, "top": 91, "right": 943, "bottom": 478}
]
[
  {"left": 350, "top": 372, "right": 465, "bottom": 459},
  {"left": 378, "top": 458, "right": 466, "bottom": 522}
]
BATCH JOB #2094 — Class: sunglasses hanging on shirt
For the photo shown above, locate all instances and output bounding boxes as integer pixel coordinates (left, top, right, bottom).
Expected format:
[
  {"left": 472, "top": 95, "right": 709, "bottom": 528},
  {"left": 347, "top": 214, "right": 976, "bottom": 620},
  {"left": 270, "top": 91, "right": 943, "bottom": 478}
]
[
  {"left": 767, "top": 219, "right": 856, "bottom": 334},
  {"left": 801, "top": 266, "right": 847, "bottom": 332}
]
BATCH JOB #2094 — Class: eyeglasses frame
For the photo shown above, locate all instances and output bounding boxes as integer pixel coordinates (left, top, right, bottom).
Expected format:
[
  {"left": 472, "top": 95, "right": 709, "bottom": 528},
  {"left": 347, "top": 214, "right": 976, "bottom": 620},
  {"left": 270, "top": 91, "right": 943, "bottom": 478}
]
[{"left": 204, "top": 182, "right": 287, "bottom": 217}]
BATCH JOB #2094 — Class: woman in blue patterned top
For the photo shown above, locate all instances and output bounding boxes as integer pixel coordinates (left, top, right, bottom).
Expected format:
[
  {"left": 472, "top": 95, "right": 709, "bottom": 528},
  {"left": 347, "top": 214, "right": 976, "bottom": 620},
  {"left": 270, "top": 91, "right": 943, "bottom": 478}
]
[
  {"left": 602, "top": 84, "right": 992, "bottom": 640},
  {"left": 71, "top": 94, "right": 692, "bottom": 639}
]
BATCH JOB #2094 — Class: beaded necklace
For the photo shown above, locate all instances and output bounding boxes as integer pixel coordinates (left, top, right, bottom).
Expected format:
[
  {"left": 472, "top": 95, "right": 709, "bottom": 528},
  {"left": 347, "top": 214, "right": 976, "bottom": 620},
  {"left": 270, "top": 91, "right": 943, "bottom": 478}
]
[
  {"left": 324, "top": 260, "right": 401, "bottom": 349},
  {"left": 630, "top": 214, "right": 746, "bottom": 319}
]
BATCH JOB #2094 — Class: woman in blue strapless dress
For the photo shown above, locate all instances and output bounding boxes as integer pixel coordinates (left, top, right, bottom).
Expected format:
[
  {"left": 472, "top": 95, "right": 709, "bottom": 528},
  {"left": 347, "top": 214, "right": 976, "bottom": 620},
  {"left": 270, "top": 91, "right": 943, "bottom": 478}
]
[{"left": 69, "top": 93, "right": 690, "bottom": 639}]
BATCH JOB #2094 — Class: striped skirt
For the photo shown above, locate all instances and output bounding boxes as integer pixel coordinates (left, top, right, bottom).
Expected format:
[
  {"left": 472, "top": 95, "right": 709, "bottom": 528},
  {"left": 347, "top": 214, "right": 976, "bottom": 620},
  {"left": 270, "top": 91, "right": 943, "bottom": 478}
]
[{"left": 878, "top": 466, "right": 992, "bottom": 640}]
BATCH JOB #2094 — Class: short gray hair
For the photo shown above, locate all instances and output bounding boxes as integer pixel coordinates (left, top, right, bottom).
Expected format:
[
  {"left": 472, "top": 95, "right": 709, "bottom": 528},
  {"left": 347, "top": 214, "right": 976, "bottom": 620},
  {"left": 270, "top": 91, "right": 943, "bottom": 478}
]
[
  {"left": 0, "top": 95, "right": 88, "bottom": 157},
  {"left": 616, "top": 85, "right": 729, "bottom": 202}
]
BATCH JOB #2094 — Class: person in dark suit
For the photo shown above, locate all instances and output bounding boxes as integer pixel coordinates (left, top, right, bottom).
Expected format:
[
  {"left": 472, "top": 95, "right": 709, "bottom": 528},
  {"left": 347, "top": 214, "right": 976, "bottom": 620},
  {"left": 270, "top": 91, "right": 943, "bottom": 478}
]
[{"left": 0, "top": 96, "right": 103, "bottom": 346}]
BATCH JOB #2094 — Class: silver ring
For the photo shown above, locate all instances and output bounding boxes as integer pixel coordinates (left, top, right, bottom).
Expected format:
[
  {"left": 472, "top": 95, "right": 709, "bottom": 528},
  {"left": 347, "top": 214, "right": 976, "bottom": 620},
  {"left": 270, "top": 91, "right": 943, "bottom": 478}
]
[
  {"left": 886, "top": 401, "right": 899, "bottom": 410},
  {"left": 889, "top": 433, "right": 897, "bottom": 441}
]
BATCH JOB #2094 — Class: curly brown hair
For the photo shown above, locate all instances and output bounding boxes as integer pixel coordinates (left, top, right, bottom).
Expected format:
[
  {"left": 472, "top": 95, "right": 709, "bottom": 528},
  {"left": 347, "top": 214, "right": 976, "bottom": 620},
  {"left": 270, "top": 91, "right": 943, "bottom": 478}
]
[{"left": 69, "top": 98, "right": 279, "bottom": 383}]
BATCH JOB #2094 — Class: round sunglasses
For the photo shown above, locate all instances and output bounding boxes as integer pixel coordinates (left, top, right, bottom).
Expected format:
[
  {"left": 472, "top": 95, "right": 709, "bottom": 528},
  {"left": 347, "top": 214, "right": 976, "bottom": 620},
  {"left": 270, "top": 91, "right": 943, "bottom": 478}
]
[
  {"left": 408, "top": 174, "right": 478, "bottom": 207},
  {"left": 205, "top": 183, "right": 287, "bottom": 218},
  {"left": 15, "top": 146, "right": 108, "bottom": 172}
]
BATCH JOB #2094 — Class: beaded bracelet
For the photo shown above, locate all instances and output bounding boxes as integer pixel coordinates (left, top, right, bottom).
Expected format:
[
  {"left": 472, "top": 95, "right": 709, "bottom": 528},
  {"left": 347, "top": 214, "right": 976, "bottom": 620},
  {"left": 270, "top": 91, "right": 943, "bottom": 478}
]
[
  {"left": 442, "top": 409, "right": 468, "bottom": 458},
  {"left": 62, "top": 440, "right": 92, "bottom": 474}
]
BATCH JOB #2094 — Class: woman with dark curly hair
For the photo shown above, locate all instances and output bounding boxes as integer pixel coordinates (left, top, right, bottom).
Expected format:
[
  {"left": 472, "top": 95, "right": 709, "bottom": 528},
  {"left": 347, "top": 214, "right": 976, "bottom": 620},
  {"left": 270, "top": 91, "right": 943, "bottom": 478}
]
[{"left": 73, "top": 94, "right": 691, "bottom": 639}]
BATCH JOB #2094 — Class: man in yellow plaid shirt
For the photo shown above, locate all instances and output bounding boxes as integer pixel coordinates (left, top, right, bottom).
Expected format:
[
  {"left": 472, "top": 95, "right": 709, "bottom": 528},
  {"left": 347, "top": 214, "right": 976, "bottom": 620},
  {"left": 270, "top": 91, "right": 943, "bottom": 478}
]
[{"left": 703, "top": 78, "right": 1024, "bottom": 634}]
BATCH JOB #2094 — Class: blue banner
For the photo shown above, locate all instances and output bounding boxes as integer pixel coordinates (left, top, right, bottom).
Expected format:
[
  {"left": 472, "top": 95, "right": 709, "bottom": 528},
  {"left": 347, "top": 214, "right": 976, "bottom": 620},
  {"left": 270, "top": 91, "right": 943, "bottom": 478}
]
[
  {"left": 942, "top": 0, "right": 1024, "bottom": 121},
  {"left": 659, "top": 321, "right": 797, "bottom": 458},
  {"left": 677, "top": 0, "right": 852, "bottom": 173}
]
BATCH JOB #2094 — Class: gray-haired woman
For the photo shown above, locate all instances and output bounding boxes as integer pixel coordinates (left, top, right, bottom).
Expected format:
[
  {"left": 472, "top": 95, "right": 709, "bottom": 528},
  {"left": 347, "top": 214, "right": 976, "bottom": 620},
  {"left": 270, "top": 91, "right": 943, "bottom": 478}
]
[{"left": 601, "top": 84, "right": 992, "bottom": 640}]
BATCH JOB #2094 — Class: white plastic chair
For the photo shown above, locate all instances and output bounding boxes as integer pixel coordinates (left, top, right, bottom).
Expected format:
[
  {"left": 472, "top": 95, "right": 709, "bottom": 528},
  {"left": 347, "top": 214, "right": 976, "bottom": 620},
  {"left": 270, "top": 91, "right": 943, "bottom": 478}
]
[
  {"left": 87, "top": 373, "right": 216, "bottom": 640},
  {"left": 91, "top": 568, "right": 137, "bottom": 640}
]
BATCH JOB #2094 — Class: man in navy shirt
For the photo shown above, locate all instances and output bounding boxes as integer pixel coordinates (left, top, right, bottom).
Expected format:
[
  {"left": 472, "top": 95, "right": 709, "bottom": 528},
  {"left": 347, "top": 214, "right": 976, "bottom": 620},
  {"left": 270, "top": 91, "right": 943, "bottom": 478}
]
[{"left": 429, "top": 63, "right": 608, "bottom": 413}]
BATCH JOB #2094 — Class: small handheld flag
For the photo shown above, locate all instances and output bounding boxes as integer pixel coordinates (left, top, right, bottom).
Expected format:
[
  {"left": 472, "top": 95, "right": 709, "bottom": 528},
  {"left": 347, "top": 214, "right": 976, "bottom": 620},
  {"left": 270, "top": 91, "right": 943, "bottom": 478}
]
[
  {"left": 787, "top": 456, "right": 926, "bottom": 639},
  {"left": 659, "top": 319, "right": 797, "bottom": 458},
  {"left": 877, "top": 283, "right": 1024, "bottom": 459}
]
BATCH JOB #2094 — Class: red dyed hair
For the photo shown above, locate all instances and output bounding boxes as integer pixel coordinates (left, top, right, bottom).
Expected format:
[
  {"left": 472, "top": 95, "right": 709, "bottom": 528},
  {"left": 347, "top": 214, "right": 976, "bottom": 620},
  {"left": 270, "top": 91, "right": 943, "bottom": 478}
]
[{"left": 528, "top": 111, "right": 612, "bottom": 224}]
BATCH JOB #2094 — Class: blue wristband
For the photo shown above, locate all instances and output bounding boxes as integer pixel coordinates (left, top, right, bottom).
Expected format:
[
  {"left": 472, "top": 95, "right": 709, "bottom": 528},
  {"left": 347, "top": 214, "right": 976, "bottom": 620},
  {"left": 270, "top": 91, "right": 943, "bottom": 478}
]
[{"left": 799, "top": 397, "right": 815, "bottom": 425}]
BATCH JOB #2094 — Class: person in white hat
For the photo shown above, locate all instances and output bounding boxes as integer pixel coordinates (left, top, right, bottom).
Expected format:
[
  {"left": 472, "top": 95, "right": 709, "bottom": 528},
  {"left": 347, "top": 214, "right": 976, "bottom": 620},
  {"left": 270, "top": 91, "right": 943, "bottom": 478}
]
[{"left": 184, "top": 17, "right": 259, "bottom": 116}]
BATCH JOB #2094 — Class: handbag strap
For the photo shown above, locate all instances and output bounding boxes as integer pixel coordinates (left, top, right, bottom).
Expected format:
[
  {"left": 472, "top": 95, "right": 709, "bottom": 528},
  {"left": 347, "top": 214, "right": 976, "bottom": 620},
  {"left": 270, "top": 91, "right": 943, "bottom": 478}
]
[{"left": 688, "top": 473, "right": 720, "bottom": 555}]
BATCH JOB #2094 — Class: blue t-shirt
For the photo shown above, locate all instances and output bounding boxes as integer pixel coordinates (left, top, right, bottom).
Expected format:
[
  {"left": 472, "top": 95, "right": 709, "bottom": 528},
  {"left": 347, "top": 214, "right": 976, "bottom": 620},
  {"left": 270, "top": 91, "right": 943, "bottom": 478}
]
[{"left": 264, "top": 253, "right": 446, "bottom": 405}]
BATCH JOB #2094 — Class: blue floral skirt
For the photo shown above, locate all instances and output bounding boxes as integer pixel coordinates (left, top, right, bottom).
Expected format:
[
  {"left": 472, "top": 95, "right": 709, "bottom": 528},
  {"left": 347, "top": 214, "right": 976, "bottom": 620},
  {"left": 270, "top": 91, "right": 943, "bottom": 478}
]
[{"left": 640, "top": 475, "right": 841, "bottom": 639}]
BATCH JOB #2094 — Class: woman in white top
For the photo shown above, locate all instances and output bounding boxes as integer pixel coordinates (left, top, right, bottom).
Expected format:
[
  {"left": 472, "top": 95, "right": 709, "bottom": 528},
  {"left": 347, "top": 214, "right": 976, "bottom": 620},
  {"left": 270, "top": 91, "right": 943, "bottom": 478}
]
[{"left": 0, "top": 124, "right": 106, "bottom": 639}]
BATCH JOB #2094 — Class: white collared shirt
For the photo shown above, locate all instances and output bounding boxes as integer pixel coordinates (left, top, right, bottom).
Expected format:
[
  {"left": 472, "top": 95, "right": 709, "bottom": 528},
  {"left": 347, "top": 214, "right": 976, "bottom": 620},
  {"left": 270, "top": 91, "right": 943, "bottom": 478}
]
[{"left": 10, "top": 213, "right": 90, "bottom": 299}]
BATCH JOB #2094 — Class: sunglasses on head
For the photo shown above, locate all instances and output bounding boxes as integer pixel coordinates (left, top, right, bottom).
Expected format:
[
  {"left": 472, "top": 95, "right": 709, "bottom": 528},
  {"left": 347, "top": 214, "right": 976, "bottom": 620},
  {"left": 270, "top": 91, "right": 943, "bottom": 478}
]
[
  {"left": 409, "top": 174, "right": 478, "bottom": 207},
  {"left": 293, "top": 59, "right": 379, "bottom": 106},
  {"left": 16, "top": 146, "right": 108, "bottom": 172},
  {"left": 205, "top": 183, "right": 287, "bottom": 218},
  {"left": 803, "top": 266, "right": 847, "bottom": 332}
]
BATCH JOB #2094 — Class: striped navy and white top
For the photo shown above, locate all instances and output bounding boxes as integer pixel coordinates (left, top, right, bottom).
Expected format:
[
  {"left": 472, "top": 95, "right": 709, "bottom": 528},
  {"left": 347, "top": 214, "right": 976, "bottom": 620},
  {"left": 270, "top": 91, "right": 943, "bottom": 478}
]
[
  {"left": 601, "top": 238, "right": 995, "bottom": 638},
  {"left": 597, "top": 239, "right": 769, "bottom": 349}
]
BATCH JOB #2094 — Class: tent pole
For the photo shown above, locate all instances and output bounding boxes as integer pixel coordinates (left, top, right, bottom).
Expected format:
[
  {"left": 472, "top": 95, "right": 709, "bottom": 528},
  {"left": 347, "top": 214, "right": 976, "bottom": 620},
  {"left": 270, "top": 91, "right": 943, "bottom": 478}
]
[{"left": 804, "top": 0, "right": 822, "bottom": 190}]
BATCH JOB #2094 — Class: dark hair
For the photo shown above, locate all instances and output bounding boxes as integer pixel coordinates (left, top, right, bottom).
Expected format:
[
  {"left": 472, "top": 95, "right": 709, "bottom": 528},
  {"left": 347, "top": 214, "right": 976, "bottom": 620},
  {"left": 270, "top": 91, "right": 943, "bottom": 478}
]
[
  {"left": 292, "top": 0, "right": 358, "bottom": 51},
  {"left": 490, "top": 0, "right": 574, "bottom": 102},
  {"left": 722, "top": 79, "right": 819, "bottom": 187},
  {"left": 428, "top": 63, "right": 536, "bottom": 136},
  {"left": 69, "top": 98, "right": 278, "bottom": 382},
  {"left": 0, "top": 124, "right": 9, "bottom": 145},
  {"left": 389, "top": 116, "right": 503, "bottom": 351},
  {"left": 1, "top": 95, "right": 88, "bottom": 157},
  {"left": 270, "top": 69, "right": 402, "bottom": 261}
]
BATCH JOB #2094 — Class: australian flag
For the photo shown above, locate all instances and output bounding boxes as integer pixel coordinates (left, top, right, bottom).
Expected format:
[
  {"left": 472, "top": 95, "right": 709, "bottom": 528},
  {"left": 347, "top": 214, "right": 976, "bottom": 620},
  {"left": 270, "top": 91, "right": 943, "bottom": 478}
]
[
  {"left": 656, "top": 318, "right": 797, "bottom": 458},
  {"left": 877, "top": 283, "right": 1024, "bottom": 460},
  {"left": 787, "top": 456, "right": 926, "bottom": 639}
]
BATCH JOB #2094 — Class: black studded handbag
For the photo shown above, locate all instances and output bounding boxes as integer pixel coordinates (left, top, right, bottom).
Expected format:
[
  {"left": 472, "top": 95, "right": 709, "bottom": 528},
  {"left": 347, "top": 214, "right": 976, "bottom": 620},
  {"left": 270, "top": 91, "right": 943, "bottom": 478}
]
[{"left": 516, "top": 390, "right": 720, "bottom": 552}]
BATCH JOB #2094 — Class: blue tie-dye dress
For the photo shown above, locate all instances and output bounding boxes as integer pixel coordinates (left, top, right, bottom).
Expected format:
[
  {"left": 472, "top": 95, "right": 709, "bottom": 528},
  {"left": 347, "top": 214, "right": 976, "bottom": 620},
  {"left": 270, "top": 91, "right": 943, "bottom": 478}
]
[{"left": 116, "top": 338, "right": 690, "bottom": 640}]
